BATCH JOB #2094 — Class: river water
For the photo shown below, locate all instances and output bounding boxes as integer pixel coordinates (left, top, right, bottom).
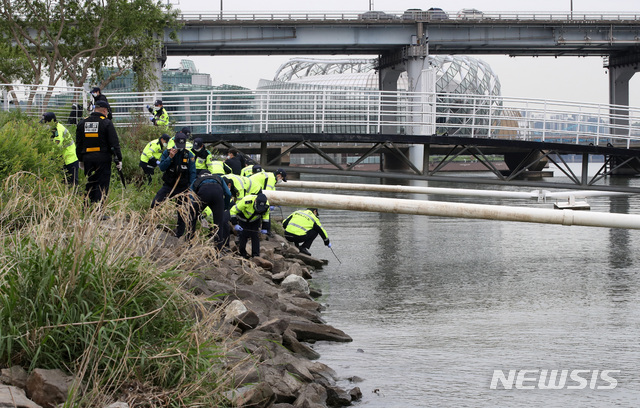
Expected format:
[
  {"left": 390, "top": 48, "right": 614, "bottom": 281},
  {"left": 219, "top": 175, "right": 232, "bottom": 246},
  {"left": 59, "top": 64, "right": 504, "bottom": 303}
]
[{"left": 287, "top": 164, "right": 640, "bottom": 407}]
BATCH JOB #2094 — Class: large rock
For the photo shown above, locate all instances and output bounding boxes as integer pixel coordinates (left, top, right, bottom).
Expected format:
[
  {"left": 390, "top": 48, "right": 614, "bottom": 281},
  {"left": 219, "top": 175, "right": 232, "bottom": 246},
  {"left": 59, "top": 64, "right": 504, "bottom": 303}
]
[
  {"left": 292, "top": 383, "right": 327, "bottom": 408},
  {"left": 234, "top": 382, "right": 276, "bottom": 408},
  {"left": 281, "top": 275, "right": 309, "bottom": 294},
  {"left": 0, "top": 385, "right": 42, "bottom": 408},
  {"left": 288, "top": 321, "right": 353, "bottom": 342},
  {"left": 0, "top": 366, "right": 28, "bottom": 388},
  {"left": 225, "top": 299, "right": 248, "bottom": 321},
  {"left": 25, "top": 369, "right": 75, "bottom": 408},
  {"left": 282, "top": 329, "right": 321, "bottom": 360},
  {"left": 325, "top": 385, "right": 352, "bottom": 407}
]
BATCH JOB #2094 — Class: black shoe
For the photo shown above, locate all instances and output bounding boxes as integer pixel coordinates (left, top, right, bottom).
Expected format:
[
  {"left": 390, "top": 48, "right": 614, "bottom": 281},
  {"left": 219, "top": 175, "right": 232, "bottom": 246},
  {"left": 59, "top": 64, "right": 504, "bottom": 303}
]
[{"left": 299, "top": 247, "right": 311, "bottom": 256}]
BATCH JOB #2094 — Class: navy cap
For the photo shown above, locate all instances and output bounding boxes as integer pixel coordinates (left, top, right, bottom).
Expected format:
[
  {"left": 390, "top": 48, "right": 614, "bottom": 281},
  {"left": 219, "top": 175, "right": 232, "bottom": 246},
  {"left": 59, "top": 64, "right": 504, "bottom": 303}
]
[
  {"left": 193, "top": 138, "right": 204, "bottom": 149},
  {"left": 91, "top": 87, "right": 100, "bottom": 93},
  {"left": 94, "top": 100, "right": 110, "bottom": 109},
  {"left": 174, "top": 132, "right": 187, "bottom": 149},
  {"left": 41, "top": 112, "right": 56, "bottom": 123},
  {"left": 254, "top": 193, "right": 268, "bottom": 214},
  {"left": 154, "top": 99, "right": 163, "bottom": 106},
  {"left": 160, "top": 133, "right": 170, "bottom": 141},
  {"left": 275, "top": 168, "right": 287, "bottom": 182},
  {"left": 181, "top": 126, "right": 191, "bottom": 136},
  {"left": 252, "top": 164, "right": 263, "bottom": 174}
]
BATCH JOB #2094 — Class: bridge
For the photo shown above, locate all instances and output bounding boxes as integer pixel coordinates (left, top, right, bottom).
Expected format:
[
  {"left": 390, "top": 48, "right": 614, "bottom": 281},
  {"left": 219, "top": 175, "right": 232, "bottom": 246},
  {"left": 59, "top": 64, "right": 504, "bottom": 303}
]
[{"left": 165, "top": 10, "right": 640, "bottom": 110}]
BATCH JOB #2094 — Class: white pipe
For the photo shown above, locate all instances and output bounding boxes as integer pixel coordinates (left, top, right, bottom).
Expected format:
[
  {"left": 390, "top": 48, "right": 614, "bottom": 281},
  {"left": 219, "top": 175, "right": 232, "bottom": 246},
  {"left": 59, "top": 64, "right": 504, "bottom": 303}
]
[
  {"left": 279, "top": 180, "right": 631, "bottom": 200},
  {"left": 263, "top": 190, "right": 640, "bottom": 229}
]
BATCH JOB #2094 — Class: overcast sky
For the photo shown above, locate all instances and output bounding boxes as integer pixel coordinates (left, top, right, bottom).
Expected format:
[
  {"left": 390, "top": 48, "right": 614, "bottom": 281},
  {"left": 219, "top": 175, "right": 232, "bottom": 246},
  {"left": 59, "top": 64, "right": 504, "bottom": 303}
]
[{"left": 166, "top": 0, "right": 640, "bottom": 106}]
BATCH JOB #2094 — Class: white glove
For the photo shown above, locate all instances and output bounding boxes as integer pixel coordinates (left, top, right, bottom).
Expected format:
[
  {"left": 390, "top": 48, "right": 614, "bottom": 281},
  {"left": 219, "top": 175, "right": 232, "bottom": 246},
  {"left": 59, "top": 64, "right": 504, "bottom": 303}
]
[
  {"left": 156, "top": 160, "right": 161, "bottom": 165},
  {"left": 116, "top": 161, "right": 123, "bottom": 171},
  {"left": 79, "top": 162, "right": 84, "bottom": 171},
  {"left": 201, "top": 218, "right": 210, "bottom": 229}
]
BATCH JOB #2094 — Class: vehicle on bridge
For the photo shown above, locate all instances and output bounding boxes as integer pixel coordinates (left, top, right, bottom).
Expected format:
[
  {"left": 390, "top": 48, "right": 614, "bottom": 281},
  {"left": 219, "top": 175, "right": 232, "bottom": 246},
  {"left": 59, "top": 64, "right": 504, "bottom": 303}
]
[
  {"left": 358, "top": 10, "right": 398, "bottom": 20},
  {"left": 457, "top": 8, "right": 484, "bottom": 19}
]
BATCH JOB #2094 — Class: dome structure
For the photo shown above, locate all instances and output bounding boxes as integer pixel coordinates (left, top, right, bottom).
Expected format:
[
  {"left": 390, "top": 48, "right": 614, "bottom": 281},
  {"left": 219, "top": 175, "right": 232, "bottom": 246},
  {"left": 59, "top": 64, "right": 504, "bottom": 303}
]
[{"left": 257, "top": 56, "right": 502, "bottom": 135}]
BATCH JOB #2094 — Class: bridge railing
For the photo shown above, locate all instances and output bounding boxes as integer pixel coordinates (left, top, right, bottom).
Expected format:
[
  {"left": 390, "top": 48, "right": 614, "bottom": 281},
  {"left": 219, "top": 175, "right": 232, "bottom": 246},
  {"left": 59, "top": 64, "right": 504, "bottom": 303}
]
[
  {"left": 179, "top": 11, "right": 640, "bottom": 23},
  {"left": 2, "top": 85, "right": 639, "bottom": 149},
  {"left": 101, "top": 88, "right": 640, "bottom": 149}
]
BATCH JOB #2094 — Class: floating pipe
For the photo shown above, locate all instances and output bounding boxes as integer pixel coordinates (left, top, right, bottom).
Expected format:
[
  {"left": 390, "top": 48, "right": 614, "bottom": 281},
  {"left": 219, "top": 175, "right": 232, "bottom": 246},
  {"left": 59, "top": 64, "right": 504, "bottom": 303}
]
[
  {"left": 279, "top": 180, "right": 631, "bottom": 201},
  {"left": 263, "top": 190, "right": 640, "bottom": 229}
]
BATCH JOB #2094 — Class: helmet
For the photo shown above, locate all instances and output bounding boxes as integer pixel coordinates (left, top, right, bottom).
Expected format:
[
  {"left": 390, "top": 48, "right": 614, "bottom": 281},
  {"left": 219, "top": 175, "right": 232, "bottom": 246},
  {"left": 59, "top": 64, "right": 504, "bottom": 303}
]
[
  {"left": 41, "top": 112, "right": 56, "bottom": 123},
  {"left": 252, "top": 164, "right": 263, "bottom": 174}
]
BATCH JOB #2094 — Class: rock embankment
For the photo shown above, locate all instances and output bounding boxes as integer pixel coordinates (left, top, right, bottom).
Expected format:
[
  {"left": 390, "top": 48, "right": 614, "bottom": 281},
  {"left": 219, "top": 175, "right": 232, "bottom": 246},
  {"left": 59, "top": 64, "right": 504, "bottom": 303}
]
[{"left": 0, "top": 232, "right": 360, "bottom": 408}]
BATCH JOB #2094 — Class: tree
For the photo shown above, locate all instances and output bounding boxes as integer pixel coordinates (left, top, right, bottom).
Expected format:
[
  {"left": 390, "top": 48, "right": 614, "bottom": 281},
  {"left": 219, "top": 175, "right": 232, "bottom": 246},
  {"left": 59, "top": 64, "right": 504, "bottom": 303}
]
[{"left": 0, "top": 0, "right": 180, "bottom": 101}]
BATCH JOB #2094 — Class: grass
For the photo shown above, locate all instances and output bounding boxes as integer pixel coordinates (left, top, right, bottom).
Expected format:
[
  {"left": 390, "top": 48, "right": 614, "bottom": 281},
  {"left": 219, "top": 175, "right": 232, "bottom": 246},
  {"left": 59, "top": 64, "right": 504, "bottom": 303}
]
[{"left": 0, "top": 112, "right": 240, "bottom": 407}]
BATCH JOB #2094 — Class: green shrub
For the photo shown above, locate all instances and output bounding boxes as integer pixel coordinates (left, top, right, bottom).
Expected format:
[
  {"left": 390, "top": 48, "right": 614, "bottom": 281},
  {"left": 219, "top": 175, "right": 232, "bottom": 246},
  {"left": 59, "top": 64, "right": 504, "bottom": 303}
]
[{"left": 0, "top": 112, "right": 60, "bottom": 180}]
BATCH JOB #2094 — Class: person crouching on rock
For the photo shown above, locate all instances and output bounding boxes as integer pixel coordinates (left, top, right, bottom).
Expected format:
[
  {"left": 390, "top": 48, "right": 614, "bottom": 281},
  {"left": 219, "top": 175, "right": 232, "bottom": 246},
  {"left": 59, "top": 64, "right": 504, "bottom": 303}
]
[
  {"left": 282, "top": 208, "right": 330, "bottom": 256},
  {"left": 230, "top": 193, "right": 270, "bottom": 259}
]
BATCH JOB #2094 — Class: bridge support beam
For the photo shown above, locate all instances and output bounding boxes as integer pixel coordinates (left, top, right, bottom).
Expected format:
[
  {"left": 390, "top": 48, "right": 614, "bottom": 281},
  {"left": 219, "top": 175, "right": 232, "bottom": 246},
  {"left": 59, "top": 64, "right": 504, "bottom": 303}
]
[{"left": 607, "top": 53, "right": 640, "bottom": 137}]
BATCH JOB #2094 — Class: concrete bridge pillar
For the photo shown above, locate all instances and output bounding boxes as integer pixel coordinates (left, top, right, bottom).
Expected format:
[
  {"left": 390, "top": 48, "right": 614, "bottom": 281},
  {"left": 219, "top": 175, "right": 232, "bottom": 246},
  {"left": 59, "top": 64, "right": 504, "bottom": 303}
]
[{"left": 607, "top": 55, "right": 639, "bottom": 137}]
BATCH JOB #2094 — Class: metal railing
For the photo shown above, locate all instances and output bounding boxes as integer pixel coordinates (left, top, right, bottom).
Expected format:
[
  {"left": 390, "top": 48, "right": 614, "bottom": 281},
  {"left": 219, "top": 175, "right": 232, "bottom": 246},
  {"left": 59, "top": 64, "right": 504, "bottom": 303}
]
[
  {"left": 2, "top": 85, "right": 639, "bottom": 149},
  {"left": 0, "top": 84, "right": 86, "bottom": 121},
  {"left": 179, "top": 11, "right": 640, "bottom": 23},
  {"left": 103, "top": 89, "right": 640, "bottom": 149}
]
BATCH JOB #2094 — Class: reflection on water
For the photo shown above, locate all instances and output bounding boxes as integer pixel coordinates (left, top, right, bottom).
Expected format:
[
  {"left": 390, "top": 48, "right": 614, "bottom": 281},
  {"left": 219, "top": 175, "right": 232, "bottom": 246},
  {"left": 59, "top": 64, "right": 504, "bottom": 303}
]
[{"left": 293, "top": 170, "right": 640, "bottom": 407}]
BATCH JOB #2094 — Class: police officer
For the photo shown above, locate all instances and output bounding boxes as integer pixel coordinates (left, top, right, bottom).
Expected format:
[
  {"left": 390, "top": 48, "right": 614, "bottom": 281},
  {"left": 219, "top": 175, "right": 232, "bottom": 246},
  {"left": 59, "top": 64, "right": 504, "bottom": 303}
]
[
  {"left": 283, "top": 208, "right": 330, "bottom": 256},
  {"left": 42, "top": 112, "right": 79, "bottom": 185},
  {"left": 89, "top": 87, "right": 112, "bottom": 120},
  {"left": 147, "top": 99, "right": 170, "bottom": 130},
  {"left": 190, "top": 171, "right": 232, "bottom": 249},
  {"left": 230, "top": 193, "right": 270, "bottom": 259},
  {"left": 224, "top": 148, "right": 244, "bottom": 175},
  {"left": 151, "top": 132, "right": 196, "bottom": 238},
  {"left": 249, "top": 165, "right": 287, "bottom": 191},
  {"left": 140, "top": 133, "right": 170, "bottom": 184},
  {"left": 75, "top": 100, "right": 122, "bottom": 204},
  {"left": 191, "top": 138, "right": 214, "bottom": 176}
]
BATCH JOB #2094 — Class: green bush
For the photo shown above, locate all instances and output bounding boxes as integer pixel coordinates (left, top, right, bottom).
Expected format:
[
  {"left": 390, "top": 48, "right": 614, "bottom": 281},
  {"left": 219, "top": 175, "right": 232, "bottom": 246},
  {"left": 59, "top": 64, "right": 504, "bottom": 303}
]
[{"left": 0, "top": 112, "right": 60, "bottom": 180}]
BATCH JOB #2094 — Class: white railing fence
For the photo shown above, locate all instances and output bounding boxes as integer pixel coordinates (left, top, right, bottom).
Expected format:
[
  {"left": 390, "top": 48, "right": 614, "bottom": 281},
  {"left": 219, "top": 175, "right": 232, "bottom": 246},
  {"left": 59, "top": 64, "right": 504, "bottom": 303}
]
[
  {"left": 2, "top": 85, "right": 640, "bottom": 149},
  {"left": 0, "top": 84, "right": 86, "bottom": 122}
]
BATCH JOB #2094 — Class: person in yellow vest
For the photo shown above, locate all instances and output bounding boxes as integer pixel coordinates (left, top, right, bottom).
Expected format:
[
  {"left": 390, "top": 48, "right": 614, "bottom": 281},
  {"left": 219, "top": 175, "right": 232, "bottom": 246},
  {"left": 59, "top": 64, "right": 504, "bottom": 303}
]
[
  {"left": 167, "top": 127, "right": 193, "bottom": 150},
  {"left": 210, "top": 158, "right": 232, "bottom": 175},
  {"left": 139, "top": 133, "right": 170, "bottom": 184},
  {"left": 191, "top": 138, "right": 215, "bottom": 176},
  {"left": 282, "top": 208, "right": 330, "bottom": 256},
  {"left": 240, "top": 164, "right": 254, "bottom": 177},
  {"left": 222, "top": 174, "right": 252, "bottom": 201},
  {"left": 249, "top": 165, "right": 287, "bottom": 191},
  {"left": 42, "top": 112, "right": 79, "bottom": 185},
  {"left": 230, "top": 193, "right": 270, "bottom": 258},
  {"left": 146, "top": 99, "right": 170, "bottom": 131}
]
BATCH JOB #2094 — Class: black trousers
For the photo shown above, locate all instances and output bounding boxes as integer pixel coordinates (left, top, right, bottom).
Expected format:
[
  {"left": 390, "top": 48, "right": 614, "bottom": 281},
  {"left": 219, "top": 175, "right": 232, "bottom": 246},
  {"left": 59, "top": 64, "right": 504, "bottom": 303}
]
[
  {"left": 64, "top": 161, "right": 79, "bottom": 185},
  {"left": 84, "top": 160, "right": 111, "bottom": 204},
  {"left": 190, "top": 183, "right": 227, "bottom": 249},
  {"left": 152, "top": 183, "right": 191, "bottom": 238},
  {"left": 139, "top": 160, "right": 157, "bottom": 184},
  {"left": 238, "top": 219, "right": 262, "bottom": 257},
  {"left": 285, "top": 230, "right": 319, "bottom": 249}
]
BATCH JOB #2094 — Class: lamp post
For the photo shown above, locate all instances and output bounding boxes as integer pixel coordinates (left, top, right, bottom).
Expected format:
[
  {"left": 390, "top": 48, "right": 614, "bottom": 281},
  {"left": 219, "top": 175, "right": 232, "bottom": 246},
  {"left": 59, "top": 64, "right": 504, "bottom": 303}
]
[
  {"left": 570, "top": 0, "right": 573, "bottom": 19},
  {"left": 369, "top": 0, "right": 373, "bottom": 11},
  {"left": 220, "top": 0, "right": 223, "bottom": 19}
]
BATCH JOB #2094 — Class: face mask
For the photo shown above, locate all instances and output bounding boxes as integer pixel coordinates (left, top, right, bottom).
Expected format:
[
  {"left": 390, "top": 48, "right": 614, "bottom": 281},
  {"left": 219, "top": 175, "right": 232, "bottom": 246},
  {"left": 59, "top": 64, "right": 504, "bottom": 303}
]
[
  {"left": 194, "top": 147, "right": 202, "bottom": 152},
  {"left": 153, "top": 106, "right": 159, "bottom": 112},
  {"left": 91, "top": 93, "right": 97, "bottom": 98},
  {"left": 177, "top": 147, "right": 184, "bottom": 152},
  {"left": 162, "top": 142, "right": 168, "bottom": 148}
]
